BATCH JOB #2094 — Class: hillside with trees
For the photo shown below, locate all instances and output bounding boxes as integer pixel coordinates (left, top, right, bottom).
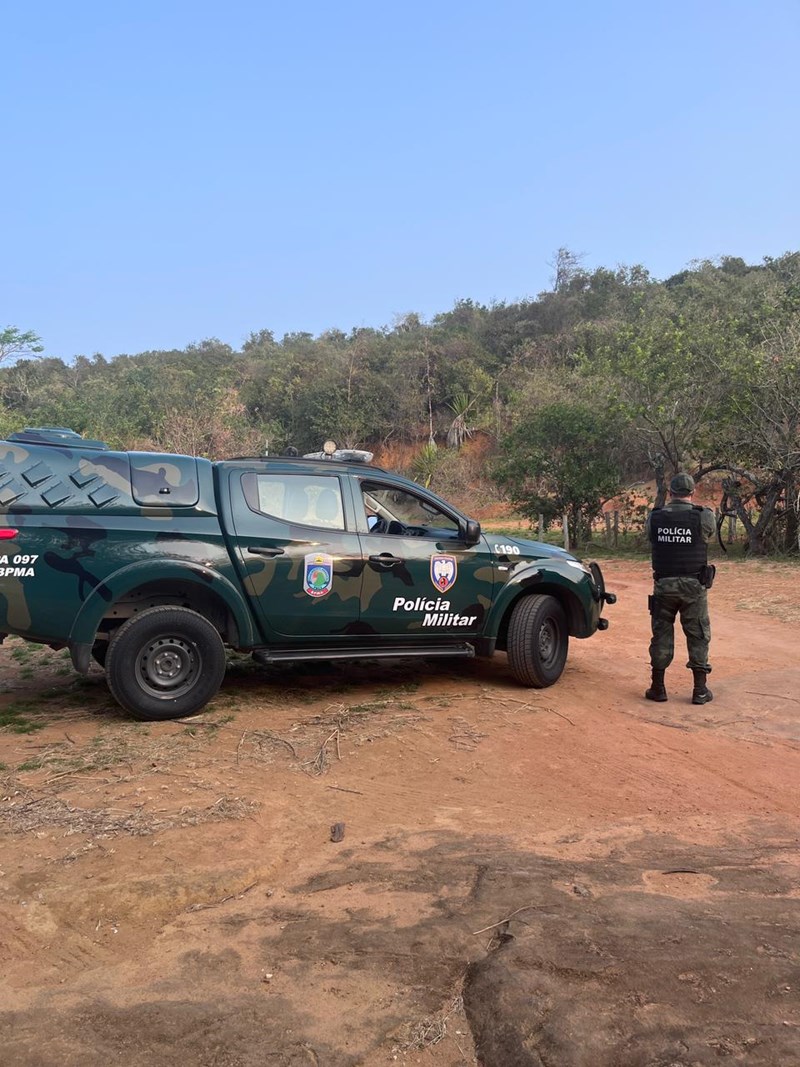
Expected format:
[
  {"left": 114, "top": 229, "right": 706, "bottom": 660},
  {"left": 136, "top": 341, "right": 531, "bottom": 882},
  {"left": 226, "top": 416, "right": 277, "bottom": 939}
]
[{"left": 2, "top": 251, "right": 799, "bottom": 554}]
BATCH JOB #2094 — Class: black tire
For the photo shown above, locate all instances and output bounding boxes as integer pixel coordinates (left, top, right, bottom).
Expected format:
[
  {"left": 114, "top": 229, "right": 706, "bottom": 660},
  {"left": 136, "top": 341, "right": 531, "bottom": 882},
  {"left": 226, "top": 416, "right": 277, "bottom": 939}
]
[
  {"left": 506, "top": 594, "right": 569, "bottom": 687},
  {"left": 105, "top": 606, "right": 226, "bottom": 721}
]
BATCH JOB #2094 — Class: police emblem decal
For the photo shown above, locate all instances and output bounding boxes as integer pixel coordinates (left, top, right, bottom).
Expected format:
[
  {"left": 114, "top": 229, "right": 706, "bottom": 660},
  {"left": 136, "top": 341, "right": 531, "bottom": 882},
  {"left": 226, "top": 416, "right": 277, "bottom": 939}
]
[
  {"left": 430, "top": 554, "right": 457, "bottom": 593},
  {"left": 304, "top": 553, "right": 334, "bottom": 598}
]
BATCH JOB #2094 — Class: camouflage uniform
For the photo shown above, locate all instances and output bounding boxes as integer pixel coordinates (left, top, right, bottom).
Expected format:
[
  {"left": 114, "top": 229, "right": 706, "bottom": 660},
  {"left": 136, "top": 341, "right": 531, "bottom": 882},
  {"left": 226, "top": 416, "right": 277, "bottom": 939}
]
[{"left": 646, "top": 499, "right": 715, "bottom": 672}]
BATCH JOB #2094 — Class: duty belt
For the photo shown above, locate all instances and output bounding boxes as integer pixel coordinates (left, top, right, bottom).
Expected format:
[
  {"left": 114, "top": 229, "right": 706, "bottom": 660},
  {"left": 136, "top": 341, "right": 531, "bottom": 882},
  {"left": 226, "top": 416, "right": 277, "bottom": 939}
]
[{"left": 654, "top": 571, "right": 702, "bottom": 581}]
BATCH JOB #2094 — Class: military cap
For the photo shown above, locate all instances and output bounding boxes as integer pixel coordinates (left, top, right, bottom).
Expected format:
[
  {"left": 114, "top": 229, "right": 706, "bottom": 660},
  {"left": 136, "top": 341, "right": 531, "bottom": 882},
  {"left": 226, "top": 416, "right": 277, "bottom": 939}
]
[{"left": 670, "top": 472, "right": 695, "bottom": 495}]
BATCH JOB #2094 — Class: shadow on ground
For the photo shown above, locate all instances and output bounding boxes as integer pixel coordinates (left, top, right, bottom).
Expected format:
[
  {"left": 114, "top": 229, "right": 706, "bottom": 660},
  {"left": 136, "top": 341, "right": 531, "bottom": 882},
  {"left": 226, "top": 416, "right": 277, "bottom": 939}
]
[{"left": 1, "top": 827, "right": 798, "bottom": 1066}]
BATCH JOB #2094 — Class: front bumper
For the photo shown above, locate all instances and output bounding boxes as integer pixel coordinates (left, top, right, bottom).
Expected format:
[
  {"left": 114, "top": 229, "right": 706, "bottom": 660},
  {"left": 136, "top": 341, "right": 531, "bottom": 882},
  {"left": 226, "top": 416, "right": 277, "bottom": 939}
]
[{"left": 588, "top": 561, "right": 616, "bottom": 632}]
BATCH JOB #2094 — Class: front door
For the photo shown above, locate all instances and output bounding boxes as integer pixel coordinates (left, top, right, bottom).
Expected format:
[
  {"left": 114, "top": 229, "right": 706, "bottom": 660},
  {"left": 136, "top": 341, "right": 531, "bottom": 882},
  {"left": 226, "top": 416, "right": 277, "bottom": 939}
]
[{"left": 356, "top": 479, "right": 495, "bottom": 638}]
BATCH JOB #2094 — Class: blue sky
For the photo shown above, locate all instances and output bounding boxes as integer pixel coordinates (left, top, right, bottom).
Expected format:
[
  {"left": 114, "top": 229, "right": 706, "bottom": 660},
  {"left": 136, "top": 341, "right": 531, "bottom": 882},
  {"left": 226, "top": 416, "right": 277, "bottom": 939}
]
[{"left": 2, "top": 1, "right": 798, "bottom": 358}]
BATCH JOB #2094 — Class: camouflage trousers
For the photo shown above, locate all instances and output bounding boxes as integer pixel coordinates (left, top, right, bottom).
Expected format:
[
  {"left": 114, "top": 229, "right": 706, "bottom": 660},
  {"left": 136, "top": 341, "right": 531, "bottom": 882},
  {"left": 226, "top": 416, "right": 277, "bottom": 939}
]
[{"left": 648, "top": 576, "right": 711, "bottom": 672}]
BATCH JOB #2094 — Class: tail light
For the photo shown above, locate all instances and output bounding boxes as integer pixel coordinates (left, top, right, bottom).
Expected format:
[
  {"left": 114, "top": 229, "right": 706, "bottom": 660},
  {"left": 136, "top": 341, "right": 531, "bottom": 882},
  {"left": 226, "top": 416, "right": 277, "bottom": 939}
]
[{"left": 0, "top": 529, "right": 19, "bottom": 540}]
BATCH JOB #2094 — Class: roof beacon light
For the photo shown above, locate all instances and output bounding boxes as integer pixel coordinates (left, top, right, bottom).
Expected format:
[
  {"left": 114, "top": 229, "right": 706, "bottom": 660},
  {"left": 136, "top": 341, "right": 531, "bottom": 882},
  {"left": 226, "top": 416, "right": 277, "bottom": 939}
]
[{"left": 302, "top": 444, "right": 374, "bottom": 463}]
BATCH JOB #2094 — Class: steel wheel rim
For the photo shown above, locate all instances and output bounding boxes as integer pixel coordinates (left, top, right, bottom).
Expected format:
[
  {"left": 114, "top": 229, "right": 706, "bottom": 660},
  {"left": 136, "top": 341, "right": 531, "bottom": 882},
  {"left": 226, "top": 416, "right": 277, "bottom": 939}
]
[
  {"left": 137, "top": 635, "right": 201, "bottom": 700},
  {"left": 538, "top": 619, "right": 558, "bottom": 665}
]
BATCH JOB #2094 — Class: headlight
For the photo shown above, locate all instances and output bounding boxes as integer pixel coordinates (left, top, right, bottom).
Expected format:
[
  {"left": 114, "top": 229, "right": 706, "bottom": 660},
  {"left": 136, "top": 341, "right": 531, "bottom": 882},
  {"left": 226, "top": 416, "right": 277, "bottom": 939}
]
[{"left": 565, "top": 560, "right": 592, "bottom": 575}]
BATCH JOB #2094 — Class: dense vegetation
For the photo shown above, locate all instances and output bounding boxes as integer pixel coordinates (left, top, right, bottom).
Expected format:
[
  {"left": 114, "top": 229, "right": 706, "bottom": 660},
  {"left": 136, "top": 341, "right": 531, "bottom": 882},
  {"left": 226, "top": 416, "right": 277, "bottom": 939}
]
[{"left": 3, "top": 250, "right": 799, "bottom": 553}]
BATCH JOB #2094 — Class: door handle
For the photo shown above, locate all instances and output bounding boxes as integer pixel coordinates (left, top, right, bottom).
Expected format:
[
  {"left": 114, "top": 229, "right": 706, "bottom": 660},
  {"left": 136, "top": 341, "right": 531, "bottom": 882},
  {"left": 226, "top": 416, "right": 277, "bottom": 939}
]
[
  {"left": 247, "top": 546, "right": 286, "bottom": 557},
  {"left": 369, "top": 553, "right": 403, "bottom": 568}
]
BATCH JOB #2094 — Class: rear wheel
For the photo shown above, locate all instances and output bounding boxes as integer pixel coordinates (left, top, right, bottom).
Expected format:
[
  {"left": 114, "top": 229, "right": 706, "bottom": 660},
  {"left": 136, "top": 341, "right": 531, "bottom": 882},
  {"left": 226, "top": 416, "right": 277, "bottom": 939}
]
[
  {"left": 506, "top": 594, "right": 568, "bottom": 687},
  {"left": 105, "top": 606, "right": 226, "bottom": 721}
]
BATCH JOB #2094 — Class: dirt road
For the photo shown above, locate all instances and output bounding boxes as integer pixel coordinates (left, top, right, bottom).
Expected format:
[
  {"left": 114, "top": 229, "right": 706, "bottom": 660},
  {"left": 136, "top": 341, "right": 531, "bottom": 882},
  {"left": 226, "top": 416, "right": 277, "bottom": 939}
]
[{"left": 1, "top": 558, "right": 799, "bottom": 1065}]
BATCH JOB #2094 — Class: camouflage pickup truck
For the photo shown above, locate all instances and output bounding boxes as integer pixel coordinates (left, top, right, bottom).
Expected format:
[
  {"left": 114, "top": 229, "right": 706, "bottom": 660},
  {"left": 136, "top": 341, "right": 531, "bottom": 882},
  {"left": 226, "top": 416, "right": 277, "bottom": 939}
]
[{"left": 0, "top": 427, "right": 615, "bottom": 720}]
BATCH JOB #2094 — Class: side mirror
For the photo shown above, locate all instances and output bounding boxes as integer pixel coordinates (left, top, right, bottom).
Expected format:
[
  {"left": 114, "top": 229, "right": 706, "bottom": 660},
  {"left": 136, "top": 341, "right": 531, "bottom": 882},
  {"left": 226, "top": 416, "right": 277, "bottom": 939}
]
[{"left": 461, "top": 518, "right": 481, "bottom": 546}]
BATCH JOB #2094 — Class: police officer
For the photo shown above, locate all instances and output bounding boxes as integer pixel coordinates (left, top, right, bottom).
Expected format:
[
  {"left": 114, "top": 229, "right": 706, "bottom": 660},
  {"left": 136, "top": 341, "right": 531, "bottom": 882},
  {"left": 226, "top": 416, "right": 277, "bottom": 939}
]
[{"left": 645, "top": 473, "right": 716, "bottom": 705}]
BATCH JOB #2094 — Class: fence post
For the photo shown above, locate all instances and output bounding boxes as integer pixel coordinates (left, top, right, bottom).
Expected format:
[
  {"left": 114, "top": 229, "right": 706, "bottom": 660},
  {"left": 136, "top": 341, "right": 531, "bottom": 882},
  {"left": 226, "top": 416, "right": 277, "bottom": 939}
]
[
  {"left": 604, "top": 512, "right": 612, "bottom": 546},
  {"left": 562, "top": 511, "right": 570, "bottom": 552},
  {"left": 613, "top": 510, "right": 619, "bottom": 548},
  {"left": 538, "top": 513, "right": 544, "bottom": 540}
]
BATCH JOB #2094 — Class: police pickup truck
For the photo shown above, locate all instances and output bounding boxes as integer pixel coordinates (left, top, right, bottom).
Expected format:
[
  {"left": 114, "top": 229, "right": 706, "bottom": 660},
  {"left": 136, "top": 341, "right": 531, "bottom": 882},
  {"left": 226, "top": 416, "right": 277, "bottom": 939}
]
[{"left": 0, "top": 428, "right": 615, "bottom": 720}]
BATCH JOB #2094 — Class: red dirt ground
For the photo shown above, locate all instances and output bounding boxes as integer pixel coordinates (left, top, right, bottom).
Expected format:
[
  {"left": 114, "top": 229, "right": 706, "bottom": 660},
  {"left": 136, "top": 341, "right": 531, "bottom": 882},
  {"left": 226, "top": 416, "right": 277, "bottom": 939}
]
[{"left": 1, "top": 557, "right": 799, "bottom": 1065}]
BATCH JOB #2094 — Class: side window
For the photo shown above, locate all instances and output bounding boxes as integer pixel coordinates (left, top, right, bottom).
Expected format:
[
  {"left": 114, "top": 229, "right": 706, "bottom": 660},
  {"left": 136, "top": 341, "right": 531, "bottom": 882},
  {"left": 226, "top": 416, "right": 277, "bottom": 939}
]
[
  {"left": 361, "top": 481, "right": 460, "bottom": 538},
  {"left": 131, "top": 455, "right": 199, "bottom": 507},
  {"left": 242, "top": 473, "right": 345, "bottom": 530}
]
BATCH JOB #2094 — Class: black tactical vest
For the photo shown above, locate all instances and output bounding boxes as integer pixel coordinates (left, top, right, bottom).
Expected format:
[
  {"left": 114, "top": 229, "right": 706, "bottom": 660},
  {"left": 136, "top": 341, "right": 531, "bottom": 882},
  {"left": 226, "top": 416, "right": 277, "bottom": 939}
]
[{"left": 650, "top": 506, "right": 707, "bottom": 579}]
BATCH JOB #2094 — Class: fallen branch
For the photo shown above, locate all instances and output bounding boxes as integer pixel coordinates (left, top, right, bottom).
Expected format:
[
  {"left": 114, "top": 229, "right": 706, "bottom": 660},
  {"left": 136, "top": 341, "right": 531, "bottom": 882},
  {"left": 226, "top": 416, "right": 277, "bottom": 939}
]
[
  {"left": 745, "top": 691, "right": 800, "bottom": 704},
  {"left": 302, "top": 729, "right": 341, "bottom": 776},
  {"left": 186, "top": 880, "right": 258, "bottom": 912},
  {"left": 44, "top": 771, "right": 118, "bottom": 784},
  {"left": 472, "top": 904, "right": 555, "bottom": 936},
  {"left": 543, "top": 707, "right": 575, "bottom": 726},
  {"left": 275, "top": 735, "right": 299, "bottom": 758}
]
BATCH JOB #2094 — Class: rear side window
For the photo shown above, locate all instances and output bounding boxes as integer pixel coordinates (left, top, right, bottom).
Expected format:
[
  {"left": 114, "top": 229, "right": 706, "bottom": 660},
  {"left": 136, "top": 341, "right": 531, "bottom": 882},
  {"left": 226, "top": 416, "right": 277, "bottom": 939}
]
[
  {"left": 242, "top": 473, "right": 345, "bottom": 530},
  {"left": 130, "top": 455, "right": 199, "bottom": 507}
]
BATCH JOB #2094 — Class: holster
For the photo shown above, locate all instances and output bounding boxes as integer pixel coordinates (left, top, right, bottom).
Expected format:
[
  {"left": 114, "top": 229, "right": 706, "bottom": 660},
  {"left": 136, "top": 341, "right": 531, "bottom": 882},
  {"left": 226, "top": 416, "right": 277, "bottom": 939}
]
[{"left": 699, "top": 564, "right": 716, "bottom": 589}]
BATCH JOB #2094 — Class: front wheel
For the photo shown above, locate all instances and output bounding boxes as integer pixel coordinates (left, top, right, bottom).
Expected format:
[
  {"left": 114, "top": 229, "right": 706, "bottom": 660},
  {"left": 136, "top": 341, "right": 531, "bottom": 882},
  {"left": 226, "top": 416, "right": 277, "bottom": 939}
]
[
  {"left": 506, "top": 594, "right": 569, "bottom": 687},
  {"left": 105, "top": 606, "right": 227, "bottom": 721}
]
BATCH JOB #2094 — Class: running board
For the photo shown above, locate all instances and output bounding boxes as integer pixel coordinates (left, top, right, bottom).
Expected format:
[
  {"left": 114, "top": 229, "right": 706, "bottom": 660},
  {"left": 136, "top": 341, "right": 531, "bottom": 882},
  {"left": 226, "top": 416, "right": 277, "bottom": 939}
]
[{"left": 252, "top": 643, "right": 475, "bottom": 665}]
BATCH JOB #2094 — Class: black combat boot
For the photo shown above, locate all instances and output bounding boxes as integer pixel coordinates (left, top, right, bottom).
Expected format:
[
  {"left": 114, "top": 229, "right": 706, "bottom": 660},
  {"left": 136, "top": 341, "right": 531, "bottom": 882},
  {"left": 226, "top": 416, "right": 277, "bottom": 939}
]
[
  {"left": 645, "top": 668, "right": 668, "bottom": 702},
  {"left": 691, "top": 669, "right": 713, "bottom": 705}
]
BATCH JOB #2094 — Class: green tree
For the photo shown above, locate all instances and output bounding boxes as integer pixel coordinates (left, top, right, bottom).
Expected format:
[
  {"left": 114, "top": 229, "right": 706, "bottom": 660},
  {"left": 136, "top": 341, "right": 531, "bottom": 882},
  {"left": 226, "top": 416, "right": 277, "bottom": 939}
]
[
  {"left": 580, "top": 309, "right": 737, "bottom": 503},
  {"left": 0, "top": 326, "right": 44, "bottom": 366},
  {"left": 493, "top": 401, "right": 625, "bottom": 547},
  {"left": 707, "top": 314, "right": 800, "bottom": 553}
]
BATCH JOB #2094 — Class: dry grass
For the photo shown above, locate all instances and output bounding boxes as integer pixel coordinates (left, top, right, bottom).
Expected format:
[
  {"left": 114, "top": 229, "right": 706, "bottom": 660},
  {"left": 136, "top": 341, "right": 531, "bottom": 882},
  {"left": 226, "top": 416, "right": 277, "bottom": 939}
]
[
  {"left": 11, "top": 722, "right": 229, "bottom": 780},
  {"left": 448, "top": 717, "right": 488, "bottom": 751},
  {"left": 394, "top": 993, "right": 475, "bottom": 1059},
  {"left": 237, "top": 699, "right": 429, "bottom": 775},
  {"left": 0, "top": 776, "right": 257, "bottom": 837},
  {"left": 736, "top": 594, "right": 800, "bottom": 624}
]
